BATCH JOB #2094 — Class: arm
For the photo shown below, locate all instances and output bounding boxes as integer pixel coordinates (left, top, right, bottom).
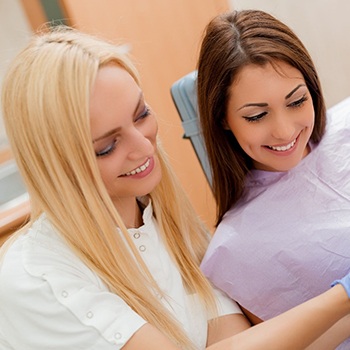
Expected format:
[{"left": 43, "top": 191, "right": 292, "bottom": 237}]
[
  {"left": 306, "top": 314, "right": 350, "bottom": 350},
  {"left": 124, "top": 285, "right": 350, "bottom": 350},
  {"left": 208, "top": 284, "right": 350, "bottom": 350},
  {"left": 207, "top": 313, "right": 251, "bottom": 346},
  {"left": 242, "top": 305, "right": 350, "bottom": 350},
  {"left": 123, "top": 313, "right": 252, "bottom": 350},
  {"left": 240, "top": 306, "right": 263, "bottom": 325},
  {"left": 207, "top": 287, "right": 252, "bottom": 346}
]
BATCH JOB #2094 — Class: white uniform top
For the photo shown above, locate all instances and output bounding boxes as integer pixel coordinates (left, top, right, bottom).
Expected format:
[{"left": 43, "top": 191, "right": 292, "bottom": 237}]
[{"left": 0, "top": 199, "right": 241, "bottom": 349}]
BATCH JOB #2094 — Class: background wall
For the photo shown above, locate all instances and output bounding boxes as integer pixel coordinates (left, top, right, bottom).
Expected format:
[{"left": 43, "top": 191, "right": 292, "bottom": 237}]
[
  {"left": 0, "top": 0, "right": 32, "bottom": 149},
  {"left": 230, "top": 0, "right": 350, "bottom": 108},
  {"left": 0, "top": 0, "right": 349, "bottom": 230}
]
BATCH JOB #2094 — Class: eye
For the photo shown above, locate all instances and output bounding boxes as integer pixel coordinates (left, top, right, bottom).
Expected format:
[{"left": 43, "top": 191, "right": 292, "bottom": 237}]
[
  {"left": 288, "top": 95, "right": 308, "bottom": 108},
  {"left": 243, "top": 112, "right": 267, "bottom": 123},
  {"left": 95, "top": 140, "right": 117, "bottom": 157},
  {"left": 135, "top": 105, "right": 151, "bottom": 122}
]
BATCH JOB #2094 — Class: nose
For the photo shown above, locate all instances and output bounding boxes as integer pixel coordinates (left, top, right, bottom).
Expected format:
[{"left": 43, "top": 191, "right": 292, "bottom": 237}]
[
  {"left": 270, "top": 114, "right": 295, "bottom": 141},
  {"left": 127, "top": 128, "right": 154, "bottom": 160}
]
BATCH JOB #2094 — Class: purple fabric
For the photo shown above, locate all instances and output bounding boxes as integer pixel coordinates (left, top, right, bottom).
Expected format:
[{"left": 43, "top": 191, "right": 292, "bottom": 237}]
[{"left": 201, "top": 97, "right": 350, "bottom": 348}]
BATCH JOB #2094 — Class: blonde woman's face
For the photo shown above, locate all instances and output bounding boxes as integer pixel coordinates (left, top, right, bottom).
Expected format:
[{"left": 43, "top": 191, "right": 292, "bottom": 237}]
[
  {"left": 226, "top": 61, "right": 315, "bottom": 172},
  {"left": 90, "top": 65, "right": 161, "bottom": 208}
]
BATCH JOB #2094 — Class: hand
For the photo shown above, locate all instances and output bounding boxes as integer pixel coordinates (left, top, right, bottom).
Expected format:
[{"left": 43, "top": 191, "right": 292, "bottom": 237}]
[{"left": 331, "top": 273, "right": 350, "bottom": 298}]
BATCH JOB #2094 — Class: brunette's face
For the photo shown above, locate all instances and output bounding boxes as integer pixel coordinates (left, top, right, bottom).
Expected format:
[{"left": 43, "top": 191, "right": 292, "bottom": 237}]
[
  {"left": 226, "top": 61, "right": 315, "bottom": 172},
  {"left": 90, "top": 65, "right": 161, "bottom": 208}
]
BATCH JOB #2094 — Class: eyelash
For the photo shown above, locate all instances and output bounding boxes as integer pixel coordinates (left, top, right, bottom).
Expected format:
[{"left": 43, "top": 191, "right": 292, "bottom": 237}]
[
  {"left": 288, "top": 95, "right": 308, "bottom": 108},
  {"left": 95, "top": 106, "right": 152, "bottom": 158},
  {"left": 95, "top": 141, "right": 117, "bottom": 158},
  {"left": 243, "top": 95, "right": 308, "bottom": 123},
  {"left": 244, "top": 112, "right": 267, "bottom": 123},
  {"left": 137, "top": 106, "right": 151, "bottom": 121}
]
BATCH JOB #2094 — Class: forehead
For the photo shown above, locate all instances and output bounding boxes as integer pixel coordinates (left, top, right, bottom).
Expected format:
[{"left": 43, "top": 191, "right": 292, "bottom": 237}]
[
  {"left": 89, "top": 65, "right": 141, "bottom": 138},
  {"left": 90, "top": 65, "right": 136, "bottom": 106},
  {"left": 230, "top": 61, "right": 305, "bottom": 98}
]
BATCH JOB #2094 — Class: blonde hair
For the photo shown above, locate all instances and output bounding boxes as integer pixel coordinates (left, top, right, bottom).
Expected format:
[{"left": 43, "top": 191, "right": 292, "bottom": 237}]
[{"left": 2, "top": 26, "right": 216, "bottom": 348}]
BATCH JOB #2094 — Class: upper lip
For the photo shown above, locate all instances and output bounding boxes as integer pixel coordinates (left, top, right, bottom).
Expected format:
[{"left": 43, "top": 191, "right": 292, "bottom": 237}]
[{"left": 266, "top": 133, "right": 300, "bottom": 149}]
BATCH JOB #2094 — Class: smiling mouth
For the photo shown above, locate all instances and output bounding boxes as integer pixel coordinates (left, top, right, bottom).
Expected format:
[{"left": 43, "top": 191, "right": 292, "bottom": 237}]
[
  {"left": 122, "top": 158, "right": 151, "bottom": 176},
  {"left": 266, "top": 138, "right": 297, "bottom": 152}
]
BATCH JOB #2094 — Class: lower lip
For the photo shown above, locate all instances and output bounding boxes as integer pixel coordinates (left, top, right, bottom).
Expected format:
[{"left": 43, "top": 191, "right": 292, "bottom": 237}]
[
  {"left": 121, "top": 157, "right": 155, "bottom": 179},
  {"left": 264, "top": 135, "right": 300, "bottom": 156}
]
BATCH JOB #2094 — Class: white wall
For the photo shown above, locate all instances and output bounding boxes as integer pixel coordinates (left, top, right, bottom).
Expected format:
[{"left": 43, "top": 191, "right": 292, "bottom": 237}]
[
  {"left": 230, "top": 0, "right": 350, "bottom": 108},
  {"left": 0, "top": 0, "right": 31, "bottom": 149}
]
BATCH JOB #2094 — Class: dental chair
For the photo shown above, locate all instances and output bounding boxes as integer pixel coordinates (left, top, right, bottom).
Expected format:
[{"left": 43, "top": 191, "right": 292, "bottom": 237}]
[{"left": 170, "top": 70, "right": 212, "bottom": 186}]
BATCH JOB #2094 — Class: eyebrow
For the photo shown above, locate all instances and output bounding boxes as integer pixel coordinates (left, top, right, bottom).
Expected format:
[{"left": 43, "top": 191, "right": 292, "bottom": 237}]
[
  {"left": 237, "top": 102, "right": 268, "bottom": 111},
  {"left": 237, "top": 84, "right": 306, "bottom": 111},
  {"left": 284, "top": 84, "right": 305, "bottom": 99},
  {"left": 92, "top": 92, "right": 143, "bottom": 143}
]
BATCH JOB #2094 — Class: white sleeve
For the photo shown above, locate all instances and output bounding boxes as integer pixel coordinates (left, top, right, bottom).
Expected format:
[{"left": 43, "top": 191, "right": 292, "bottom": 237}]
[
  {"left": 0, "top": 235, "right": 147, "bottom": 350},
  {"left": 211, "top": 286, "right": 243, "bottom": 319}
]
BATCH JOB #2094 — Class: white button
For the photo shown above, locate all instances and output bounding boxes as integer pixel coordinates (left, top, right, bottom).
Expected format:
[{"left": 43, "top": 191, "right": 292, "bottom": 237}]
[
  {"left": 133, "top": 232, "right": 140, "bottom": 239},
  {"left": 62, "top": 291, "right": 68, "bottom": 298},
  {"left": 139, "top": 245, "right": 146, "bottom": 252},
  {"left": 87, "top": 311, "right": 93, "bottom": 319},
  {"left": 114, "top": 332, "right": 122, "bottom": 340}
]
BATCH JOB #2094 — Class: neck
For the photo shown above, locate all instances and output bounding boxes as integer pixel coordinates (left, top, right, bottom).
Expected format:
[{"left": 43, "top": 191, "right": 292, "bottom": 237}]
[{"left": 113, "top": 197, "right": 143, "bottom": 229}]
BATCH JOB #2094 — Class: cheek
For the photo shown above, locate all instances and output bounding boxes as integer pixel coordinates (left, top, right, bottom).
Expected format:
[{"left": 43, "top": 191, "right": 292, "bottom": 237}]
[
  {"left": 238, "top": 136, "right": 261, "bottom": 155},
  {"left": 140, "top": 115, "right": 158, "bottom": 142},
  {"left": 303, "top": 101, "right": 315, "bottom": 126},
  {"left": 97, "top": 157, "right": 120, "bottom": 186},
  {"left": 145, "top": 118, "right": 159, "bottom": 148},
  {"left": 309, "top": 109, "right": 315, "bottom": 128},
  {"left": 151, "top": 118, "right": 158, "bottom": 139},
  {"left": 226, "top": 121, "right": 246, "bottom": 151},
  {"left": 97, "top": 163, "right": 112, "bottom": 188},
  {"left": 230, "top": 122, "right": 259, "bottom": 149}
]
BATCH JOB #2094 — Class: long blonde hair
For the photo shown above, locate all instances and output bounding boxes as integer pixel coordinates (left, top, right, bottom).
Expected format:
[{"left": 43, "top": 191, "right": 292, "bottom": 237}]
[{"left": 2, "top": 26, "right": 216, "bottom": 349}]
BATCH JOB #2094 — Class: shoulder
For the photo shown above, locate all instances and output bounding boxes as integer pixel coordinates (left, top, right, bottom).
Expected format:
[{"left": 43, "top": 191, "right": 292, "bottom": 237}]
[
  {"left": 0, "top": 215, "right": 100, "bottom": 317},
  {"left": 327, "top": 96, "right": 350, "bottom": 121},
  {"left": 0, "top": 215, "right": 90, "bottom": 281},
  {"left": 0, "top": 216, "right": 146, "bottom": 349},
  {"left": 325, "top": 97, "right": 350, "bottom": 138},
  {"left": 310, "top": 97, "right": 350, "bottom": 181}
]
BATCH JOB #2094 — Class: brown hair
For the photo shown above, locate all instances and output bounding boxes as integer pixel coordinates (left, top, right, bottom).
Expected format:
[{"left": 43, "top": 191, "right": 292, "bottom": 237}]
[{"left": 197, "top": 10, "right": 326, "bottom": 225}]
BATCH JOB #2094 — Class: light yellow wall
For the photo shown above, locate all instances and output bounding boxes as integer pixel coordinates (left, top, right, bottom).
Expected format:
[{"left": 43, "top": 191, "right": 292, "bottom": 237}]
[{"left": 230, "top": 0, "right": 350, "bottom": 108}]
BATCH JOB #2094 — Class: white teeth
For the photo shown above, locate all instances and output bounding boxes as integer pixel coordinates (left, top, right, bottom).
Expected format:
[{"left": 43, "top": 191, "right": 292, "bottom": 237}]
[
  {"left": 124, "top": 159, "right": 150, "bottom": 176},
  {"left": 269, "top": 139, "right": 296, "bottom": 152}
]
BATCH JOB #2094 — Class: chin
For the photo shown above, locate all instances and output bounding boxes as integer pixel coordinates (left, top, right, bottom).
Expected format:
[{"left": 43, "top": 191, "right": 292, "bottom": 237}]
[
  {"left": 275, "top": 159, "right": 303, "bottom": 172},
  {"left": 143, "top": 174, "right": 162, "bottom": 196}
]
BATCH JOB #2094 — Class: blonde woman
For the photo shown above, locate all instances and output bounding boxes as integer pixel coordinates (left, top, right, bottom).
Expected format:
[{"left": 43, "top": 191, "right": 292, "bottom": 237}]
[{"left": 0, "top": 26, "right": 350, "bottom": 350}]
